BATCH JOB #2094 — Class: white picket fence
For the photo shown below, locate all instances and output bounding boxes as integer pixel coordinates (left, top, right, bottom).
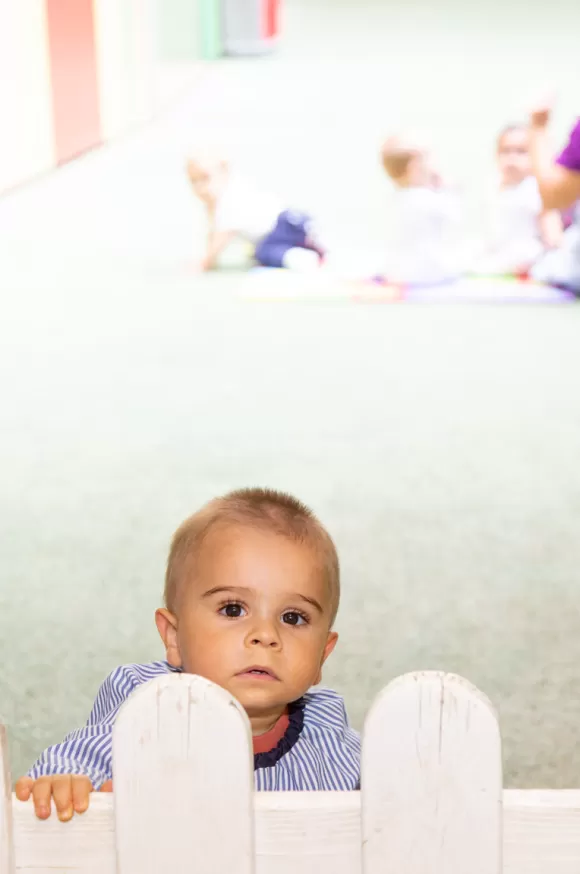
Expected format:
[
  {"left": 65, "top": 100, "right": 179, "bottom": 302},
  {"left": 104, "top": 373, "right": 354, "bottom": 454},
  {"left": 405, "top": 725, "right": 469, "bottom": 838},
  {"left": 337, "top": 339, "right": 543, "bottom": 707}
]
[{"left": 1, "top": 671, "right": 580, "bottom": 874}]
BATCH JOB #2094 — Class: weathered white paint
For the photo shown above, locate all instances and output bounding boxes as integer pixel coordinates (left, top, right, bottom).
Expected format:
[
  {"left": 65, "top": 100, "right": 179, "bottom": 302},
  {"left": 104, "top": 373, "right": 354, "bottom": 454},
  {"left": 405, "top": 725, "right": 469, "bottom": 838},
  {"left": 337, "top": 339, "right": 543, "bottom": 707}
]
[
  {"left": 10, "top": 789, "right": 580, "bottom": 874},
  {"left": 5, "top": 673, "right": 580, "bottom": 874},
  {"left": 0, "top": 727, "right": 14, "bottom": 874},
  {"left": 362, "top": 671, "right": 502, "bottom": 874},
  {"left": 113, "top": 673, "right": 254, "bottom": 874}
]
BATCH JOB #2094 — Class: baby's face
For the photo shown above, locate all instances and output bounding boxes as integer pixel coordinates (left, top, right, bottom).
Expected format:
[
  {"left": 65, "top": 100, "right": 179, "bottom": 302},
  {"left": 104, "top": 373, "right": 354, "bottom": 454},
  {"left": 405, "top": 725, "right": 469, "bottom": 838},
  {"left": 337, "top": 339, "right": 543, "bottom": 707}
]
[
  {"left": 157, "top": 525, "right": 337, "bottom": 724},
  {"left": 497, "top": 128, "right": 532, "bottom": 186},
  {"left": 187, "top": 158, "right": 226, "bottom": 204},
  {"left": 405, "top": 151, "right": 436, "bottom": 187}
]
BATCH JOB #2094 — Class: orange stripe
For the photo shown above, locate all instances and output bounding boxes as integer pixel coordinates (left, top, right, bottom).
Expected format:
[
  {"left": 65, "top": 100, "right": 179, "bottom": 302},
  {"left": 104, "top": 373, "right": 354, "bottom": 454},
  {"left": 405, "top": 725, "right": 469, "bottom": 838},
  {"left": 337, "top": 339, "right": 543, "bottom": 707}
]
[
  {"left": 264, "top": 0, "right": 278, "bottom": 38},
  {"left": 45, "top": 0, "right": 101, "bottom": 164}
]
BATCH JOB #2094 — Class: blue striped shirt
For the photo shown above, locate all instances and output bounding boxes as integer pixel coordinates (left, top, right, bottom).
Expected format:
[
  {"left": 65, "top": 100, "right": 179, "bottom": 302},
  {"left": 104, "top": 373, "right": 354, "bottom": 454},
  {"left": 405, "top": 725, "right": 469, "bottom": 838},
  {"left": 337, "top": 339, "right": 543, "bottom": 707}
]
[{"left": 28, "top": 661, "right": 361, "bottom": 791}]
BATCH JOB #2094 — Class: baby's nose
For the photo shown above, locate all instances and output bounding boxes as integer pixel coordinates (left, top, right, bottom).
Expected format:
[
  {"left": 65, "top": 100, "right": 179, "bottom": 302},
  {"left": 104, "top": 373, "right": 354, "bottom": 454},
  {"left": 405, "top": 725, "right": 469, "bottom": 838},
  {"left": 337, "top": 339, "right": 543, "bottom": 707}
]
[{"left": 247, "top": 620, "right": 281, "bottom": 647}]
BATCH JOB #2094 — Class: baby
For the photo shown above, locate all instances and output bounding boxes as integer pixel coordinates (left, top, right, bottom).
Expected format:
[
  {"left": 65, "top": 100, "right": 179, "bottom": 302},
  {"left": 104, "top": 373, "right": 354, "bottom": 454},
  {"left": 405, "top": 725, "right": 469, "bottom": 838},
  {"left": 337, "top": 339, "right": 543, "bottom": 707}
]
[
  {"left": 17, "top": 488, "right": 360, "bottom": 820},
  {"left": 186, "top": 152, "right": 325, "bottom": 271},
  {"left": 477, "top": 124, "right": 563, "bottom": 275},
  {"left": 380, "top": 134, "right": 464, "bottom": 285}
]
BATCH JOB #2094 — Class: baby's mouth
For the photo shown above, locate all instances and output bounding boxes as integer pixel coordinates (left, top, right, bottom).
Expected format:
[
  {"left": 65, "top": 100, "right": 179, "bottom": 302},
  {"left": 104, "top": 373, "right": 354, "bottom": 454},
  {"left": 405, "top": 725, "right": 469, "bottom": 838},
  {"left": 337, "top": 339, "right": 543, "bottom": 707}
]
[{"left": 236, "top": 666, "right": 280, "bottom": 681}]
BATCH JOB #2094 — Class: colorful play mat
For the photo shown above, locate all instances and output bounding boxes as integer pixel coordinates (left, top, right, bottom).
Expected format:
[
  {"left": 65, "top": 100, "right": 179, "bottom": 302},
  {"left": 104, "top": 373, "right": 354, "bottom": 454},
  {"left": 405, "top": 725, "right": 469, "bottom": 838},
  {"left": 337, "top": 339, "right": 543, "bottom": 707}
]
[{"left": 238, "top": 269, "right": 577, "bottom": 304}]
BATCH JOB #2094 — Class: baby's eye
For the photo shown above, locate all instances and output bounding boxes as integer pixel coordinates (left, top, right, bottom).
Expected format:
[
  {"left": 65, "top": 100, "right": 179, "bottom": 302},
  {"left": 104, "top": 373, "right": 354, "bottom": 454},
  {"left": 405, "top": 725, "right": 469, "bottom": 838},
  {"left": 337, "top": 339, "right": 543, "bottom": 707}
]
[
  {"left": 282, "top": 611, "right": 307, "bottom": 626},
  {"left": 219, "top": 602, "right": 246, "bottom": 618}
]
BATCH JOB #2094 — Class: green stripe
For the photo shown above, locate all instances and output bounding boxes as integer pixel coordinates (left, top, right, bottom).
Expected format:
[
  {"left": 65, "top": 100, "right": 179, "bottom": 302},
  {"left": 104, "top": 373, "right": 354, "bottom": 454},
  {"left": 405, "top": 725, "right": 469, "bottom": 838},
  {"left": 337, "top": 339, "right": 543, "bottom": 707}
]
[{"left": 199, "top": 0, "right": 222, "bottom": 59}]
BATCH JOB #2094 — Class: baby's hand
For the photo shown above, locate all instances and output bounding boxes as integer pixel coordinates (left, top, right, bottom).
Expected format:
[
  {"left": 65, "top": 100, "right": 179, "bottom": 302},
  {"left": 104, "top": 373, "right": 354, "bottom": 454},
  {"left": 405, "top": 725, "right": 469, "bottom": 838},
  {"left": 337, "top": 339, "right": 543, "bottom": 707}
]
[
  {"left": 529, "top": 96, "right": 554, "bottom": 129},
  {"left": 15, "top": 774, "right": 96, "bottom": 821}
]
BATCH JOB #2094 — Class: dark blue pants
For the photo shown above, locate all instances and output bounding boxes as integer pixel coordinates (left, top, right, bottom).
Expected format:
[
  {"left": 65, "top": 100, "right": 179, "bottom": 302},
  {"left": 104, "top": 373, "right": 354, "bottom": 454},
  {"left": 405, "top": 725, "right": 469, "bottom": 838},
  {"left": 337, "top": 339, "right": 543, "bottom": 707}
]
[{"left": 255, "top": 210, "right": 321, "bottom": 268}]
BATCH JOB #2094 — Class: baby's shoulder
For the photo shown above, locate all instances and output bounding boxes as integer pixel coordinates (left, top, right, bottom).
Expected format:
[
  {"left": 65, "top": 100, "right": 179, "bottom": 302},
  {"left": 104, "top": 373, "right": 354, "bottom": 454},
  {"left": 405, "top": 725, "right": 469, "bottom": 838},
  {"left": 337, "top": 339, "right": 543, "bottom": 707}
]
[
  {"left": 301, "top": 687, "right": 359, "bottom": 740},
  {"left": 95, "top": 660, "right": 176, "bottom": 701}
]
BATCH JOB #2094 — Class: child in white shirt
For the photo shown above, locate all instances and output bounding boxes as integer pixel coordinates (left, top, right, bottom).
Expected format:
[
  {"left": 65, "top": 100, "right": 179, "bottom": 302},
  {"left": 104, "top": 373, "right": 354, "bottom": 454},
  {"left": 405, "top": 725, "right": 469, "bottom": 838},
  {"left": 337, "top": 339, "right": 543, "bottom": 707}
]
[
  {"left": 380, "top": 134, "right": 464, "bottom": 285},
  {"left": 476, "top": 124, "right": 562, "bottom": 275}
]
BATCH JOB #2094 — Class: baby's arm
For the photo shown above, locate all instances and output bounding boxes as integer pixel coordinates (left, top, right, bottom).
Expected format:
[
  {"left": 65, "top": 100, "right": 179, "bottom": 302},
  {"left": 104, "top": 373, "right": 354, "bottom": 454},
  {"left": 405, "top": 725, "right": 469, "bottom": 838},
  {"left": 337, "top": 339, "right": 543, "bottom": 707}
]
[
  {"left": 202, "top": 228, "right": 236, "bottom": 270},
  {"left": 539, "top": 209, "right": 564, "bottom": 250},
  {"left": 529, "top": 103, "right": 580, "bottom": 210},
  {"left": 201, "top": 203, "right": 236, "bottom": 271},
  {"left": 15, "top": 666, "right": 138, "bottom": 820}
]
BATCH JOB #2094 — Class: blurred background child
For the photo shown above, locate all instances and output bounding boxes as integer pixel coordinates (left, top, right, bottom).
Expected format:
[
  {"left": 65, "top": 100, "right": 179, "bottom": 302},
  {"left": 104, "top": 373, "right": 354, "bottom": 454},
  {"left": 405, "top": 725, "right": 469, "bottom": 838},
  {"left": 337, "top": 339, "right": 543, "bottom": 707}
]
[
  {"left": 186, "top": 151, "right": 325, "bottom": 272},
  {"left": 380, "top": 134, "right": 465, "bottom": 285},
  {"left": 475, "top": 124, "right": 563, "bottom": 276}
]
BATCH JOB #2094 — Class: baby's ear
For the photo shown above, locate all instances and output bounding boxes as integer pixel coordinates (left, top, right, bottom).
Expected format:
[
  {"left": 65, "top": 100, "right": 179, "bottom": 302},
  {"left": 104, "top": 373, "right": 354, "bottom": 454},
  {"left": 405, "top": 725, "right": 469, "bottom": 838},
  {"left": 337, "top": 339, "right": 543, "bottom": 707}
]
[
  {"left": 155, "top": 608, "right": 182, "bottom": 668},
  {"left": 314, "top": 631, "right": 339, "bottom": 684}
]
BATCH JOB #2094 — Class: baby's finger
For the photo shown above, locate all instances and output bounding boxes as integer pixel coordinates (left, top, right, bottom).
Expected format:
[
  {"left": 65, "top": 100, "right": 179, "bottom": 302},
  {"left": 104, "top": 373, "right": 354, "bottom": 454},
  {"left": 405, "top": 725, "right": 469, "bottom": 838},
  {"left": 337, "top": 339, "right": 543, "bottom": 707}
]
[
  {"left": 71, "top": 775, "right": 93, "bottom": 814},
  {"left": 51, "top": 776, "right": 74, "bottom": 822},
  {"left": 14, "top": 776, "right": 34, "bottom": 802},
  {"left": 31, "top": 777, "right": 58, "bottom": 820},
  {"left": 99, "top": 779, "right": 113, "bottom": 792}
]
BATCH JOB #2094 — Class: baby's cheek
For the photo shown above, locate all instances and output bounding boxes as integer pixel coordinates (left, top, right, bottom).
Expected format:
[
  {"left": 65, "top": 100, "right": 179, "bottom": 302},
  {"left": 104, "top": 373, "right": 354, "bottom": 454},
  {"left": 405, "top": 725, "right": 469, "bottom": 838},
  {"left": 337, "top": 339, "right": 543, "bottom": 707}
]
[
  {"left": 291, "top": 641, "right": 325, "bottom": 683},
  {"left": 180, "top": 633, "right": 229, "bottom": 680}
]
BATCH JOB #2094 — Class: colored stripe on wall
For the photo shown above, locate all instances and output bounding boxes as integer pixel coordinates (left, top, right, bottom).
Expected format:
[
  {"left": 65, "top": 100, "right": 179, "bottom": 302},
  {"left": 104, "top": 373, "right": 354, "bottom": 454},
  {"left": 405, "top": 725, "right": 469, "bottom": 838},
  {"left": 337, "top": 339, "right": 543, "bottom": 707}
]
[
  {"left": 264, "top": 0, "right": 278, "bottom": 39},
  {"left": 45, "top": 0, "right": 101, "bottom": 164},
  {"left": 199, "top": 0, "right": 222, "bottom": 60}
]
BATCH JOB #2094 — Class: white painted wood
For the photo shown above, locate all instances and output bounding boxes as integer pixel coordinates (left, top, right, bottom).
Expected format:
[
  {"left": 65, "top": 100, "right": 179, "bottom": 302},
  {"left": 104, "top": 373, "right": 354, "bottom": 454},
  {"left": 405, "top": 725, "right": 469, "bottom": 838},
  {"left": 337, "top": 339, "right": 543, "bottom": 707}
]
[
  {"left": 11, "top": 789, "right": 580, "bottom": 874},
  {"left": 503, "top": 789, "right": 580, "bottom": 874},
  {"left": 253, "top": 792, "right": 361, "bottom": 874},
  {"left": 361, "top": 671, "right": 502, "bottom": 874},
  {"left": 0, "top": 727, "right": 14, "bottom": 874},
  {"left": 112, "top": 672, "right": 255, "bottom": 874}
]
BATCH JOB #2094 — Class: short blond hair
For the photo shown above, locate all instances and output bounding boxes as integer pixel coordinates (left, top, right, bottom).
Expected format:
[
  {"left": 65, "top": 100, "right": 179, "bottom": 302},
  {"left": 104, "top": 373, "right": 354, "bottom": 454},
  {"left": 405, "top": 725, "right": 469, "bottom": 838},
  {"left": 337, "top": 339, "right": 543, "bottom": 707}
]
[
  {"left": 381, "top": 135, "right": 421, "bottom": 181},
  {"left": 185, "top": 151, "right": 227, "bottom": 182},
  {"left": 164, "top": 488, "right": 340, "bottom": 624}
]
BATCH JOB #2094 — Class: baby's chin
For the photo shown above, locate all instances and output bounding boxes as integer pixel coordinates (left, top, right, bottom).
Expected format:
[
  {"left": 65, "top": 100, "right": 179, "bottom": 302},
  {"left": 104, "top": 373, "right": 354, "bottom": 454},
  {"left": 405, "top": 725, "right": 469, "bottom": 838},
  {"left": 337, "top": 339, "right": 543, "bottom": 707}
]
[
  {"left": 227, "top": 678, "right": 296, "bottom": 712},
  {"left": 502, "top": 170, "right": 527, "bottom": 186}
]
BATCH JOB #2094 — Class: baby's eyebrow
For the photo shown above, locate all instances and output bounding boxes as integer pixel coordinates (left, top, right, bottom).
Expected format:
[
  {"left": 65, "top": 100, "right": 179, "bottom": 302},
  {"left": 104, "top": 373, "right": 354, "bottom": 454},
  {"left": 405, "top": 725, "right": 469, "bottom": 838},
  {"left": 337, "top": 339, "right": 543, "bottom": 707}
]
[
  {"left": 296, "top": 594, "right": 324, "bottom": 614},
  {"left": 201, "top": 586, "right": 324, "bottom": 614},
  {"left": 202, "top": 586, "right": 250, "bottom": 599}
]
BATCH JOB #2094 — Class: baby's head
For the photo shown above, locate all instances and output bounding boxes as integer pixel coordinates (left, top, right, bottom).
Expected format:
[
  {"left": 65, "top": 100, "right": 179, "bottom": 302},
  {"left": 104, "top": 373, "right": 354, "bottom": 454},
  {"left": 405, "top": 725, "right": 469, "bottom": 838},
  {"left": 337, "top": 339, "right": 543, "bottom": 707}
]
[
  {"left": 381, "top": 134, "right": 436, "bottom": 188},
  {"left": 496, "top": 124, "right": 532, "bottom": 187},
  {"left": 155, "top": 488, "right": 339, "bottom": 729},
  {"left": 186, "top": 150, "right": 229, "bottom": 205}
]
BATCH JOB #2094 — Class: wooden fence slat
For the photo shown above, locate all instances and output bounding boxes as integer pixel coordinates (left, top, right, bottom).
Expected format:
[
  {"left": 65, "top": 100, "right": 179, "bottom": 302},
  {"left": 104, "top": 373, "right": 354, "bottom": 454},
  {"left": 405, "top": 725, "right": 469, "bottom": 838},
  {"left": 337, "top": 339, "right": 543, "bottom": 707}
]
[
  {"left": 361, "top": 671, "right": 502, "bottom": 874},
  {"left": 0, "top": 727, "right": 14, "bottom": 874},
  {"left": 113, "top": 673, "right": 255, "bottom": 874}
]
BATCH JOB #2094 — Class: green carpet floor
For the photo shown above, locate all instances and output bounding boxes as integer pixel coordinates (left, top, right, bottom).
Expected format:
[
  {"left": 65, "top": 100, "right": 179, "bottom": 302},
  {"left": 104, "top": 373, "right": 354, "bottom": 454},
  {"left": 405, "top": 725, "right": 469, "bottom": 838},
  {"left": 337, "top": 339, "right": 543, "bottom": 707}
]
[{"left": 1, "top": 0, "right": 580, "bottom": 787}]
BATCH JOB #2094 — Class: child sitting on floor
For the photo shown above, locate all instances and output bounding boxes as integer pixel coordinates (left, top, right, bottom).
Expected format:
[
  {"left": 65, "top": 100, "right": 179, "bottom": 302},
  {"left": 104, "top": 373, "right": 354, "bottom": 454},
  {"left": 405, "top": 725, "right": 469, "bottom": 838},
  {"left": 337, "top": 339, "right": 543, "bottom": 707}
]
[
  {"left": 17, "top": 488, "right": 360, "bottom": 821},
  {"left": 186, "top": 152, "right": 325, "bottom": 272},
  {"left": 475, "top": 123, "right": 563, "bottom": 276},
  {"left": 380, "top": 133, "right": 465, "bottom": 285}
]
